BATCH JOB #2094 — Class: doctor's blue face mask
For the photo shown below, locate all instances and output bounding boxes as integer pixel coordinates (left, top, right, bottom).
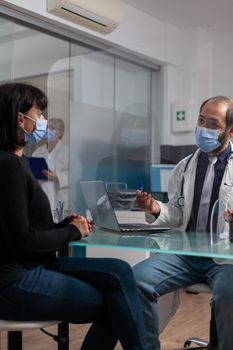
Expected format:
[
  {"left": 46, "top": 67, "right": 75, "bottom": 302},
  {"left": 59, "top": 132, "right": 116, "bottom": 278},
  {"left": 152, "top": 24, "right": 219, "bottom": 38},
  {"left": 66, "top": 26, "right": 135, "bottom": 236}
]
[
  {"left": 47, "top": 128, "right": 57, "bottom": 141},
  {"left": 195, "top": 126, "right": 222, "bottom": 152},
  {"left": 21, "top": 113, "right": 48, "bottom": 145}
]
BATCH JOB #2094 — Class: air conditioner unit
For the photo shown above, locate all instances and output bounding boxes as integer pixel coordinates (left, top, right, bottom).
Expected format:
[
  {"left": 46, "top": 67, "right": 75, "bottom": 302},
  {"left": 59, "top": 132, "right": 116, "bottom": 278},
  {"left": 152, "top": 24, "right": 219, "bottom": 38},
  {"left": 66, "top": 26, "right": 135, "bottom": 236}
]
[{"left": 47, "top": 0, "right": 123, "bottom": 34}]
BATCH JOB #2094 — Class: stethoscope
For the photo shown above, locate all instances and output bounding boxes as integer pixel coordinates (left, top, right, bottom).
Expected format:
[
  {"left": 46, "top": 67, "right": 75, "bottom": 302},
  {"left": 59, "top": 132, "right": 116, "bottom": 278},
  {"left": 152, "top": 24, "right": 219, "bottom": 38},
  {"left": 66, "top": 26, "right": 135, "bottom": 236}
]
[
  {"left": 176, "top": 152, "right": 195, "bottom": 207},
  {"left": 176, "top": 149, "right": 233, "bottom": 207}
]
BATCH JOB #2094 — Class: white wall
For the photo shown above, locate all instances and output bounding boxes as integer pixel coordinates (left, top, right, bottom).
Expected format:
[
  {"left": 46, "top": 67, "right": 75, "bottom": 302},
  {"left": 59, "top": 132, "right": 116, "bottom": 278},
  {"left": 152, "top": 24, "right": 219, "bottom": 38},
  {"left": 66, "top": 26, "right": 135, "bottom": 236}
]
[
  {"left": 162, "top": 27, "right": 214, "bottom": 146},
  {"left": 213, "top": 32, "right": 233, "bottom": 97},
  {"left": 0, "top": 19, "right": 14, "bottom": 81},
  {"left": 3, "top": 0, "right": 233, "bottom": 147},
  {"left": 3, "top": 0, "right": 178, "bottom": 64}
]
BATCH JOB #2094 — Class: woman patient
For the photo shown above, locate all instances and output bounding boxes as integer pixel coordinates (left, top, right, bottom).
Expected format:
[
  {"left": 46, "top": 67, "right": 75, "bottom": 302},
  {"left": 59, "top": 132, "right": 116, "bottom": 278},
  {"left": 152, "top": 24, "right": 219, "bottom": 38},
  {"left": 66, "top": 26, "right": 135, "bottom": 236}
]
[{"left": 0, "top": 82, "right": 148, "bottom": 350}]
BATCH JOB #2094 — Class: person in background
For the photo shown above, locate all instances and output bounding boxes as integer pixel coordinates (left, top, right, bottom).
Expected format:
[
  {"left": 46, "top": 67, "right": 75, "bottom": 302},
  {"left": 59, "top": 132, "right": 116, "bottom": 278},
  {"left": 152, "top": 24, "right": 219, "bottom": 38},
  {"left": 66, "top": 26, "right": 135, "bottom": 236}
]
[
  {"left": 135, "top": 96, "right": 233, "bottom": 350},
  {"left": 32, "top": 117, "right": 68, "bottom": 210},
  {"left": 0, "top": 82, "right": 148, "bottom": 350}
]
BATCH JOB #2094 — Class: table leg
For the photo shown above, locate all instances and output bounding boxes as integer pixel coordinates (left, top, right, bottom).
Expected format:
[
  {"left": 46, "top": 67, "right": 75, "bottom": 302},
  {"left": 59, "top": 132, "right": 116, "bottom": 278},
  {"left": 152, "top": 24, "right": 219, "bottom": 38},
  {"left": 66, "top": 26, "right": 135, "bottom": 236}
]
[{"left": 8, "top": 331, "right": 22, "bottom": 350}]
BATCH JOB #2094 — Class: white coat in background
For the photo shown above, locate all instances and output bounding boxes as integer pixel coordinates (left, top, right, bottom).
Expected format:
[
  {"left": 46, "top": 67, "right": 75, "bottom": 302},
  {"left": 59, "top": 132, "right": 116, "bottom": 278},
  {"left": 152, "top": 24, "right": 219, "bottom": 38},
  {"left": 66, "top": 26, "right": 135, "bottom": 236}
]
[{"left": 32, "top": 140, "right": 69, "bottom": 210}]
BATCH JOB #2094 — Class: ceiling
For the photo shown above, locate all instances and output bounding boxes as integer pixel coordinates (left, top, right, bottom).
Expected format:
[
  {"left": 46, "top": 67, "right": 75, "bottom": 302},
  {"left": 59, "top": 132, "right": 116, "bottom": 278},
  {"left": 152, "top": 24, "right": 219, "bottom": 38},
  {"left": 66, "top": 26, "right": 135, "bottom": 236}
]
[{"left": 124, "top": 0, "right": 233, "bottom": 35}]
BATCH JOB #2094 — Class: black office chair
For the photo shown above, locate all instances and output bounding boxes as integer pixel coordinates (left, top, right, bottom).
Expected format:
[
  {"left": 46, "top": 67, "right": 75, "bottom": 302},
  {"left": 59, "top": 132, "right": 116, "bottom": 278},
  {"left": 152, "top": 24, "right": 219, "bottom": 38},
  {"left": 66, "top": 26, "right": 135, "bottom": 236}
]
[{"left": 180, "top": 283, "right": 218, "bottom": 350}]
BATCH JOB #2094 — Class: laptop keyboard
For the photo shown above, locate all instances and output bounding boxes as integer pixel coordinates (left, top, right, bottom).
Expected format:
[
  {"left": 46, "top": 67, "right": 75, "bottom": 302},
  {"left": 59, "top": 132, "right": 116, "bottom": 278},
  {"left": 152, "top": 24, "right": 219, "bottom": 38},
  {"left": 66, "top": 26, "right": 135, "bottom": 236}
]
[{"left": 119, "top": 223, "right": 169, "bottom": 232}]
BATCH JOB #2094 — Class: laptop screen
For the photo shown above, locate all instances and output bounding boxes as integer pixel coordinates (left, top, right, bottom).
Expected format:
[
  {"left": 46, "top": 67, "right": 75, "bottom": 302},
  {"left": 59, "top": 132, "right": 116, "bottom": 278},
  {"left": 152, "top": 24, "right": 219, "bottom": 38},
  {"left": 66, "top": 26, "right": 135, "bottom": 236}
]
[{"left": 80, "top": 180, "right": 120, "bottom": 231}]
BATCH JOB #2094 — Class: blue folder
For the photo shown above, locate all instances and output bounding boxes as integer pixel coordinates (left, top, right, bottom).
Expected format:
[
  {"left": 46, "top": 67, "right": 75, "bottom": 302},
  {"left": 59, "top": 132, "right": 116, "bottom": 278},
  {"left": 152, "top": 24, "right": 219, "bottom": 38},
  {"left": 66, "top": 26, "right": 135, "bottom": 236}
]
[{"left": 28, "top": 157, "right": 48, "bottom": 180}]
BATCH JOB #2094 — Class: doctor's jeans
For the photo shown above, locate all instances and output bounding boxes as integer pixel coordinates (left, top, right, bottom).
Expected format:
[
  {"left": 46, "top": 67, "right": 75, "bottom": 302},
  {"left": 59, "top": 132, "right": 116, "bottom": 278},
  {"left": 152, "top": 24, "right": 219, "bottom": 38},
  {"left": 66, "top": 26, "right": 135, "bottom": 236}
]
[
  {"left": 133, "top": 253, "right": 233, "bottom": 350},
  {"left": 0, "top": 257, "right": 148, "bottom": 350}
]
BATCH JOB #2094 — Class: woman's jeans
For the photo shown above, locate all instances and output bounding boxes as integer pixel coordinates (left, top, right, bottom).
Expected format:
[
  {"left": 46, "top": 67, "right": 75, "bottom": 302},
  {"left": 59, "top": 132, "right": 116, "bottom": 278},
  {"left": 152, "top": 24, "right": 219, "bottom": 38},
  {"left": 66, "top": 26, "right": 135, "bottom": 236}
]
[
  {"left": 0, "top": 257, "right": 148, "bottom": 350},
  {"left": 133, "top": 253, "right": 233, "bottom": 350}
]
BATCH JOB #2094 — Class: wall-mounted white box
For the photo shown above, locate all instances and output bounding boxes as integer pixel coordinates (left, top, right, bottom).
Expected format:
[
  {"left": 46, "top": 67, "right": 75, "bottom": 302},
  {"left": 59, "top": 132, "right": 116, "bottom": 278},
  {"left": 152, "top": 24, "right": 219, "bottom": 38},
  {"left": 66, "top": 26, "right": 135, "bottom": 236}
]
[{"left": 171, "top": 101, "right": 196, "bottom": 133}]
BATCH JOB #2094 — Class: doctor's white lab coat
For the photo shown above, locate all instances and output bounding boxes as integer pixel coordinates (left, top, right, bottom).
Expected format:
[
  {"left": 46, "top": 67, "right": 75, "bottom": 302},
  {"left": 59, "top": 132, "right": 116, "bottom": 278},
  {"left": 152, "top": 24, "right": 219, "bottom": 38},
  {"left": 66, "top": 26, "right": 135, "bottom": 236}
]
[
  {"left": 146, "top": 142, "right": 233, "bottom": 265},
  {"left": 32, "top": 140, "right": 69, "bottom": 210}
]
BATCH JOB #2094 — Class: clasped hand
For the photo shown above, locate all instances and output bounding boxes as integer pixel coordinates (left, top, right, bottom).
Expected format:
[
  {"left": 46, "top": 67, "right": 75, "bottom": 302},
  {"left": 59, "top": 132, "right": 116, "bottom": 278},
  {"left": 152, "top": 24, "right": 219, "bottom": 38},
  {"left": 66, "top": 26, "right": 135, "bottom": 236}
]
[
  {"left": 136, "top": 190, "right": 161, "bottom": 215},
  {"left": 68, "top": 213, "right": 93, "bottom": 237}
]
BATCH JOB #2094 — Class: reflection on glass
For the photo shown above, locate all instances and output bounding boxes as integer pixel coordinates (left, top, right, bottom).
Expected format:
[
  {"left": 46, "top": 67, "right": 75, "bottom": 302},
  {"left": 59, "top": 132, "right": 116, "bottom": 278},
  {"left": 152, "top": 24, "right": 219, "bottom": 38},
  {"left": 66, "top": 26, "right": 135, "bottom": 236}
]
[
  {"left": 68, "top": 50, "right": 152, "bottom": 213},
  {"left": 0, "top": 14, "right": 152, "bottom": 216},
  {"left": 210, "top": 199, "right": 229, "bottom": 245}
]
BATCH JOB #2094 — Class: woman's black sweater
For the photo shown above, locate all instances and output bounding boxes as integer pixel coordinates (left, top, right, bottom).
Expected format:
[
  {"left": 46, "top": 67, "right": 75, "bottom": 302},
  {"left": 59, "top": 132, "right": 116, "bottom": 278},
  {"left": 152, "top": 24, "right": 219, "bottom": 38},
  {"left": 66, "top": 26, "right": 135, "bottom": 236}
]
[{"left": 0, "top": 151, "right": 81, "bottom": 287}]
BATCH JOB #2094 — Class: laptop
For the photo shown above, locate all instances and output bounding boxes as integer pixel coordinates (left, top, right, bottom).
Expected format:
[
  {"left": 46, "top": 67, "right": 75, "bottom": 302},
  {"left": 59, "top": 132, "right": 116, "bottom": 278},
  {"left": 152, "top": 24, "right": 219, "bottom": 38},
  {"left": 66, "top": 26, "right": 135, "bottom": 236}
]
[{"left": 80, "top": 180, "right": 169, "bottom": 233}]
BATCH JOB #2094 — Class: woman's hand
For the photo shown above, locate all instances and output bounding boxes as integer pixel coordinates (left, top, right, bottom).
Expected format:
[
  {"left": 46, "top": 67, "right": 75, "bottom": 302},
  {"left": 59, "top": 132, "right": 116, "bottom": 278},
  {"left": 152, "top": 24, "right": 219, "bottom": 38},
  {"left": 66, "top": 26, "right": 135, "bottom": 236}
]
[
  {"left": 69, "top": 214, "right": 93, "bottom": 237},
  {"left": 136, "top": 190, "right": 161, "bottom": 215}
]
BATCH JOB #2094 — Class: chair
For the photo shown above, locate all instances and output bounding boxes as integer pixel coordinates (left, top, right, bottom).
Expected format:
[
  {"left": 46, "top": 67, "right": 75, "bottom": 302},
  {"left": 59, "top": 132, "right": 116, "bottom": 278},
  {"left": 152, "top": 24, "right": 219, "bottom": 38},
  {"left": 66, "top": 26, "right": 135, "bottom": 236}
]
[
  {"left": 180, "top": 283, "right": 218, "bottom": 350},
  {"left": 0, "top": 319, "right": 69, "bottom": 350}
]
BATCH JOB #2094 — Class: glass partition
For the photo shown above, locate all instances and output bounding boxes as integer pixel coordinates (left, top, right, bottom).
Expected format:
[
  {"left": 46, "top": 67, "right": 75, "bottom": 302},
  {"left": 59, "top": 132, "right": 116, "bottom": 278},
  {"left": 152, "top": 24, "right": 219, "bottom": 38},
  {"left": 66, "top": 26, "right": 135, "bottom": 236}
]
[
  {"left": 66, "top": 50, "right": 152, "bottom": 213},
  {"left": 0, "top": 14, "right": 153, "bottom": 214}
]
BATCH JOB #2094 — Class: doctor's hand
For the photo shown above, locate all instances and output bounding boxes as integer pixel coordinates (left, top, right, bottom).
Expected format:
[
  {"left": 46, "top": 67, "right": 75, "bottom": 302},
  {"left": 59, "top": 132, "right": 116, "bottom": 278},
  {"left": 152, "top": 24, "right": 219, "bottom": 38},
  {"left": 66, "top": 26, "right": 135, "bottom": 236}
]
[
  {"left": 136, "top": 190, "right": 161, "bottom": 215},
  {"left": 69, "top": 215, "right": 93, "bottom": 237},
  {"left": 223, "top": 208, "right": 233, "bottom": 223},
  {"left": 42, "top": 169, "right": 58, "bottom": 181}
]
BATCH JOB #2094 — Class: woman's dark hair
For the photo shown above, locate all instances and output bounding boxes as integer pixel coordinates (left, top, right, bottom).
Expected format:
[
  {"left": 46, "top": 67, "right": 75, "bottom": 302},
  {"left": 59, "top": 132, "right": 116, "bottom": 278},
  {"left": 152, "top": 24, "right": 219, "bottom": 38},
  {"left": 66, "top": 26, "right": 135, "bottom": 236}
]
[{"left": 0, "top": 82, "right": 48, "bottom": 151}]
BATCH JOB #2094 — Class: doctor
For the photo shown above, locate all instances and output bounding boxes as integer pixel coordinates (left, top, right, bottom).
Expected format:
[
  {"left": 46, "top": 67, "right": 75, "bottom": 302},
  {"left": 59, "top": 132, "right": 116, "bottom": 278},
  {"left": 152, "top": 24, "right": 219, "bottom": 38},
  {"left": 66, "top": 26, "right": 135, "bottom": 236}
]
[
  {"left": 135, "top": 95, "right": 233, "bottom": 350},
  {"left": 32, "top": 118, "right": 68, "bottom": 210}
]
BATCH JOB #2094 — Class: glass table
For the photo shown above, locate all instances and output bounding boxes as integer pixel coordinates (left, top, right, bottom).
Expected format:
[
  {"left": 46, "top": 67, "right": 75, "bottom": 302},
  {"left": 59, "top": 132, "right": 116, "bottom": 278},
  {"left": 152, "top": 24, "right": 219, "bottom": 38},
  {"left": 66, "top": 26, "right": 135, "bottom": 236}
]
[
  {"left": 69, "top": 228, "right": 233, "bottom": 260},
  {"left": 68, "top": 228, "right": 233, "bottom": 349}
]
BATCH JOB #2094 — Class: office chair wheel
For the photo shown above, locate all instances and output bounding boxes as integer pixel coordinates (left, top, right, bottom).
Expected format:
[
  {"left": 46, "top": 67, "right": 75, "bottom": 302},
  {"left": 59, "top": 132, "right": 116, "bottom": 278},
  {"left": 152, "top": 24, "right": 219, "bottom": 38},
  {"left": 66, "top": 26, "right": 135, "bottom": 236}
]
[
  {"left": 183, "top": 337, "right": 209, "bottom": 349},
  {"left": 184, "top": 340, "right": 191, "bottom": 348}
]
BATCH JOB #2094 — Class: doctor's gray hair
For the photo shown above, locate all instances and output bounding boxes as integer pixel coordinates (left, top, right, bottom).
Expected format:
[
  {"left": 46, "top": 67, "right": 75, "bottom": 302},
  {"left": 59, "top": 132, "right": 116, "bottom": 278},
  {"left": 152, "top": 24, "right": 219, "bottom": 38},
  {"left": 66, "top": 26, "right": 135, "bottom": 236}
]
[{"left": 199, "top": 95, "right": 233, "bottom": 128}]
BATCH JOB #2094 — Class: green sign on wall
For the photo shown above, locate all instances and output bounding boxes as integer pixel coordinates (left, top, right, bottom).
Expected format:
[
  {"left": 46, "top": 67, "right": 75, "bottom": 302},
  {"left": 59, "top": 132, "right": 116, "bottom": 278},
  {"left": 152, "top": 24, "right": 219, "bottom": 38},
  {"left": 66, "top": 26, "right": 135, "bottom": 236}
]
[{"left": 176, "top": 110, "right": 185, "bottom": 121}]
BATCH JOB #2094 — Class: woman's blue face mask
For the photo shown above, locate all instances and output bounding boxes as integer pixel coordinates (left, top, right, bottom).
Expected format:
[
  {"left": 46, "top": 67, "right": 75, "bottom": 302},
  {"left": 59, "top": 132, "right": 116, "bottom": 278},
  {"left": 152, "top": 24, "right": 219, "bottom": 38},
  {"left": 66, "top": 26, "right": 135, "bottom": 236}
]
[
  {"left": 195, "top": 126, "right": 222, "bottom": 152},
  {"left": 22, "top": 114, "right": 48, "bottom": 144}
]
